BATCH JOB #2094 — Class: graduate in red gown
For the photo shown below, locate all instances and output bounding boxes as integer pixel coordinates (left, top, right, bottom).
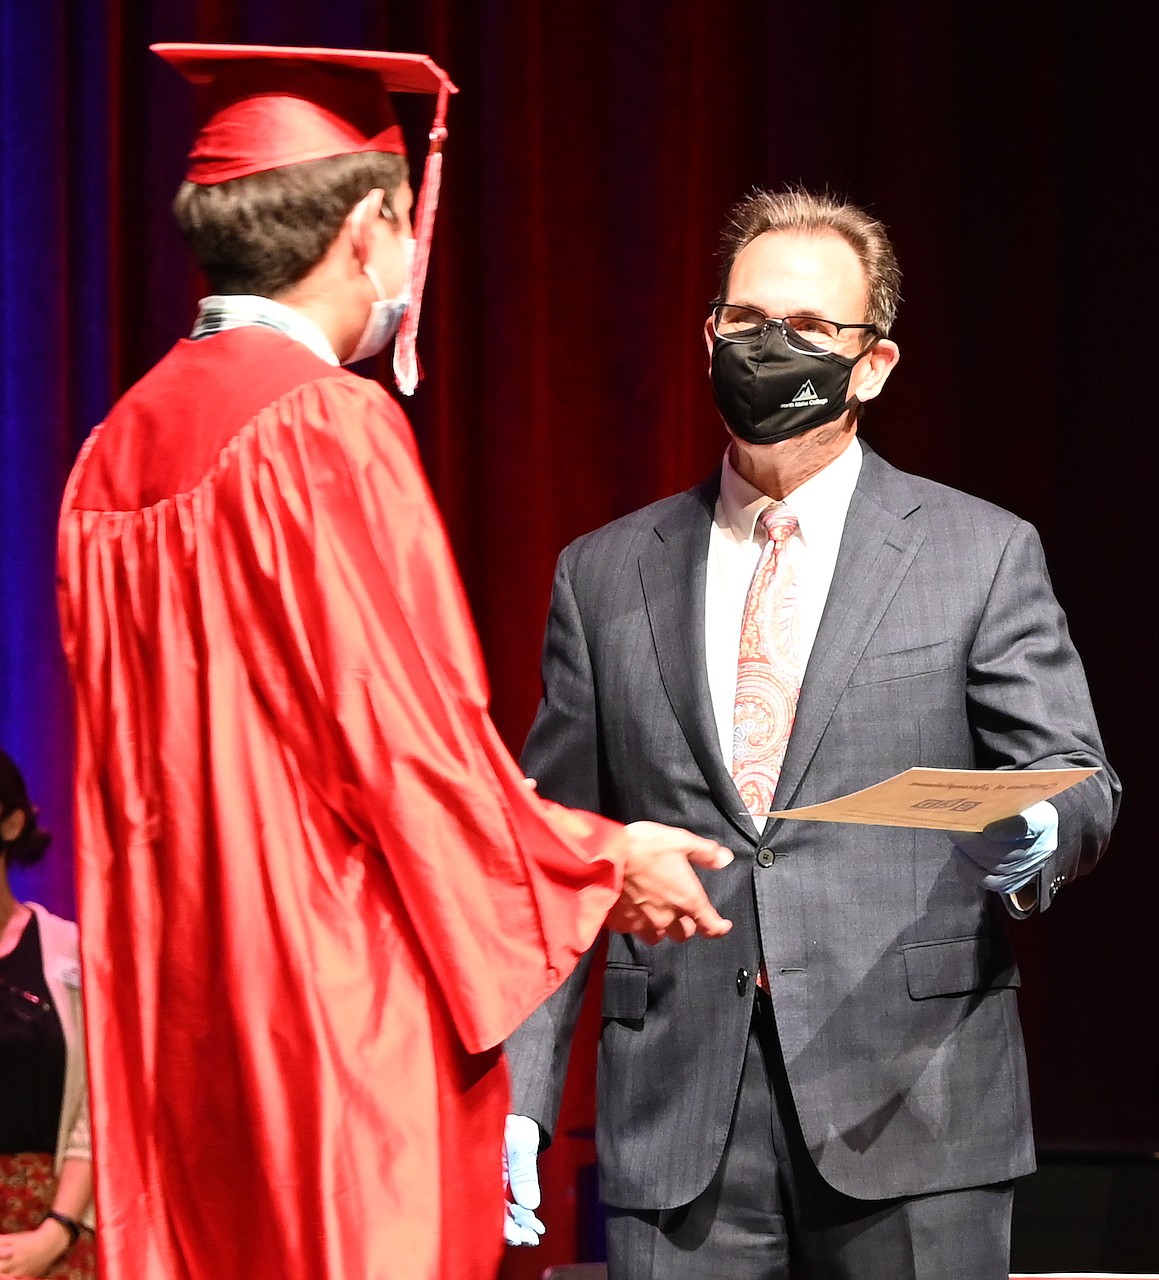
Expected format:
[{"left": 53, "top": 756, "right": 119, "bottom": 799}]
[{"left": 57, "top": 45, "right": 731, "bottom": 1280}]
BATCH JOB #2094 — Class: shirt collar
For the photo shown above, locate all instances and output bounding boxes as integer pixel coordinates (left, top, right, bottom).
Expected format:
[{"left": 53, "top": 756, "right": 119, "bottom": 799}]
[
  {"left": 718, "top": 435, "right": 863, "bottom": 546},
  {"left": 190, "top": 295, "right": 339, "bottom": 366}
]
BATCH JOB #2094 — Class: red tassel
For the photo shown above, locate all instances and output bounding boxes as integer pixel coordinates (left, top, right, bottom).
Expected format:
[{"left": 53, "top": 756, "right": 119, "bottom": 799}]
[{"left": 394, "top": 84, "right": 451, "bottom": 395}]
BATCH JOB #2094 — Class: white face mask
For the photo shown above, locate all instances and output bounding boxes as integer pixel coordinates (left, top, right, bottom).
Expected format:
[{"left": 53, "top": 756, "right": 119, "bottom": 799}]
[{"left": 343, "top": 236, "right": 414, "bottom": 365}]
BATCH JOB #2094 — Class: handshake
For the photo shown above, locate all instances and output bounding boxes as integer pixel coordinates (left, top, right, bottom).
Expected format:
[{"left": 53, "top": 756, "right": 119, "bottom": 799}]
[{"left": 598, "top": 819, "right": 735, "bottom": 944}]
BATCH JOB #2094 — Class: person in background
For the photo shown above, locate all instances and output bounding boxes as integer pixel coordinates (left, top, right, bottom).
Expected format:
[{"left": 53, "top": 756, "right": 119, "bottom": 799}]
[
  {"left": 57, "top": 43, "right": 731, "bottom": 1280},
  {"left": 0, "top": 748, "right": 94, "bottom": 1280}
]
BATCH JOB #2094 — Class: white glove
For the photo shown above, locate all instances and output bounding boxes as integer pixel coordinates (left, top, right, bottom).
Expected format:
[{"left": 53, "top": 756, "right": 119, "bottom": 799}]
[
  {"left": 949, "top": 799, "right": 1059, "bottom": 894},
  {"left": 503, "top": 1114, "right": 545, "bottom": 1247}
]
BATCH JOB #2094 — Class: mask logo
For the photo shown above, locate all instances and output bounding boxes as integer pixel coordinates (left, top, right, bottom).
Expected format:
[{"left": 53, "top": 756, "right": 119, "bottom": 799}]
[{"left": 783, "top": 380, "right": 826, "bottom": 408}]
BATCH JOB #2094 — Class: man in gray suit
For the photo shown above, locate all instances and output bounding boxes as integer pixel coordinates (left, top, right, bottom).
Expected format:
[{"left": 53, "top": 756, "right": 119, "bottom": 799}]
[{"left": 502, "top": 189, "right": 1119, "bottom": 1279}]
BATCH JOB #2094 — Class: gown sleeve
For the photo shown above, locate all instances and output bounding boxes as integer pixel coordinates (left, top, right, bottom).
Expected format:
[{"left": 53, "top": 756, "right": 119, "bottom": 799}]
[{"left": 212, "top": 373, "right": 623, "bottom": 1052}]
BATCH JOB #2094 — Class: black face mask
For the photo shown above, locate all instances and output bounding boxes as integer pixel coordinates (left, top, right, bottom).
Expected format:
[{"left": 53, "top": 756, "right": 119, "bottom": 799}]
[{"left": 710, "top": 323, "right": 869, "bottom": 446}]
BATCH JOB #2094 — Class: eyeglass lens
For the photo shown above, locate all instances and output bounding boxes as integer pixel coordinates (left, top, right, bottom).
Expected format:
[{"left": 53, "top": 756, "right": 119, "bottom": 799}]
[{"left": 712, "top": 304, "right": 865, "bottom": 352}]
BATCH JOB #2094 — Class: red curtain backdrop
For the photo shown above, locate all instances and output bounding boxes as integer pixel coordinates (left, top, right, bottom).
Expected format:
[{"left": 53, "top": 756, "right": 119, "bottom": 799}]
[{"left": 2, "top": 4, "right": 1155, "bottom": 1276}]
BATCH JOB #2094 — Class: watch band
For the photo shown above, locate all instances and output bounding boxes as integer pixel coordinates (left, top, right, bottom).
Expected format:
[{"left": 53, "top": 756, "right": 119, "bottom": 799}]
[{"left": 43, "top": 1210, "right": 83, "bottom": 1247}]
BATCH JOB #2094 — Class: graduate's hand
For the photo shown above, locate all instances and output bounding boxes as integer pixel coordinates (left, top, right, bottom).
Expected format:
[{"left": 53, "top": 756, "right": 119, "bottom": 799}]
[
  {"left": 608, "top": 821, "right": 733, "bottom": 943},
  {"left": 503, "top": 1115, "right": 545, "bottom": 1247}
]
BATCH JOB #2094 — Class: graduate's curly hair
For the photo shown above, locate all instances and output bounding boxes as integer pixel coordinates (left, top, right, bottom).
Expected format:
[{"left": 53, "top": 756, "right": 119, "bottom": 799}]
[
  {"left": 717, "top": 188, "right": 902, "bottom": 336},
  {"left": 0, "top": 748, "right": 52, "bottom": 869},
  {"left": 173, "top": 150, "right": 409, "bottom": 298}
]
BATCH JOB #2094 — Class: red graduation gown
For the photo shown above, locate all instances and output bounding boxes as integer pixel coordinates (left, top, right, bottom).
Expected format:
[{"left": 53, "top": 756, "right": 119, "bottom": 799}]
[{"left": 57, "top": 328, "right": 622, "bottom": 1280}]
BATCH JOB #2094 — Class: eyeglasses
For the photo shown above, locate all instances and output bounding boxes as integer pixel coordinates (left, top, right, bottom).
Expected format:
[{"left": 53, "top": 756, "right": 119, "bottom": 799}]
[
  {"left": 709, "top": 301, "right": 879, "bottom": 353},
  {"left": 0, "top": 978, "right": 54, "bottom": 1023}
]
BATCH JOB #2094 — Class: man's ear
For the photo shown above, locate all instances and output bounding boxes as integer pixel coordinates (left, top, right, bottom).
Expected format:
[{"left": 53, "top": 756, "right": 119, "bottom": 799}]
[
  {"left": 703, "top": 316, "right": 716, "bottom": 361},
  {"left": 853, "top": 338, "right": 900, "bottom": 404},
  {"left": 347, "top": 188, "right": 386, "bottom": 265},
  {"left": 0, "top": 808, "right": 26, "bottom": 843}
]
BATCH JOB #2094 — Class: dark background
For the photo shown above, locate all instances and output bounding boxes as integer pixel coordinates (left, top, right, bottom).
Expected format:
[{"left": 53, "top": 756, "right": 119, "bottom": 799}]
[{"left": 1, "top": 4, "right": 1155, "bottom": 1275}]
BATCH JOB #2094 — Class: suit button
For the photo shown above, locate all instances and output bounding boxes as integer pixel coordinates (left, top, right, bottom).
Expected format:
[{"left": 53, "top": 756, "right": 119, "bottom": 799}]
[
  {"left": 737, "top": 969, "right": 750, "bottom": 995},
  {"left": 756, "top": 848, "right": 775, "bottom": 868}
]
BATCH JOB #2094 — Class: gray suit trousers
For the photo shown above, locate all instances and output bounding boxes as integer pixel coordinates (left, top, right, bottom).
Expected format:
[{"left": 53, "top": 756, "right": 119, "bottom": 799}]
[{"left": 606, "top": 993, "right": 1014, "bottom": 1280}]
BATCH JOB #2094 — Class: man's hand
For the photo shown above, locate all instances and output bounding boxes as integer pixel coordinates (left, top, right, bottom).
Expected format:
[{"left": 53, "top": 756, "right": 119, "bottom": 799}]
[
  {"left": 503, "top": 1114, "right": 545, "bottom": 1247},
  {"left": 606, "top": 821, "right": 733, "bottom": 943},
  {"left": 949, "top": 799, "right": 1058, "bottom": 894}
]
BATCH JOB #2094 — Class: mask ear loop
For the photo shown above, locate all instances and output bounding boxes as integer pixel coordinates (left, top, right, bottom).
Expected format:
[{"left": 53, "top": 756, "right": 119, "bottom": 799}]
[
  {"left": 347, "top": 190, "right": 391, "bottom": 305},
  {"left": 842, "top": 333, "right": 883, "bottom": 418}
]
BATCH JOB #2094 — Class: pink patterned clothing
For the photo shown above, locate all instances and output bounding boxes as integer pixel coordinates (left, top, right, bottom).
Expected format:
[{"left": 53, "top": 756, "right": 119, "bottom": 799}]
[
  {"left": 732, "top": 509, "right": 801, "bottom": 815},
  {"left": 0, "top": 1153, "right": 94, "bottom": 1279}
]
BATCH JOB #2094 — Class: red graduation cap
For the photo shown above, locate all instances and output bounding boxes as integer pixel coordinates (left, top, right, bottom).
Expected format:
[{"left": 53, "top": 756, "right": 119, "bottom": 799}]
[{"left": 152, "top": 42, "right": 459, "bottom": 394}]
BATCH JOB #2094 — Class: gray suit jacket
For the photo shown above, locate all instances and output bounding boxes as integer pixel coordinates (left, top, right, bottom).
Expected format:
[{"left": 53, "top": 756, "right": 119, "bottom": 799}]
[{"left": 505, "top": 443, "right": 1119, "bottom": 1210}]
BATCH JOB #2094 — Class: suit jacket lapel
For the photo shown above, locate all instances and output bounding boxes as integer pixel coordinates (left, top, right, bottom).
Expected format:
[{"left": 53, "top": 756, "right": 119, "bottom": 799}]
[
  {"left": 639, "top": 473, "right": 758, "bottom": 845},
  {"left": 771, "top": 447, "right": 926, "bottom": 817}
]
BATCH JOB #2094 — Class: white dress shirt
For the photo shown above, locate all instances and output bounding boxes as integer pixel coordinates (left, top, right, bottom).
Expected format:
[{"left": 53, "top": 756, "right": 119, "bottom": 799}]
[
  {"left": 705, "top": 437, "right": 863, "bottom": 796},
  {"left": 191, "top": 295, "right": 340, "bottom": 365}
]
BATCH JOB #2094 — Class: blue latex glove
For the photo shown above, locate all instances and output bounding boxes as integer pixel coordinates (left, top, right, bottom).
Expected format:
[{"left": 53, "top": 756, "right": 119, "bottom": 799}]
[
  {"left": 949, "top": 799, "right": 1059, "bottom": 894},
  {"left": 503, "top": 1114, "right": 545, "bottom": 1247}
]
